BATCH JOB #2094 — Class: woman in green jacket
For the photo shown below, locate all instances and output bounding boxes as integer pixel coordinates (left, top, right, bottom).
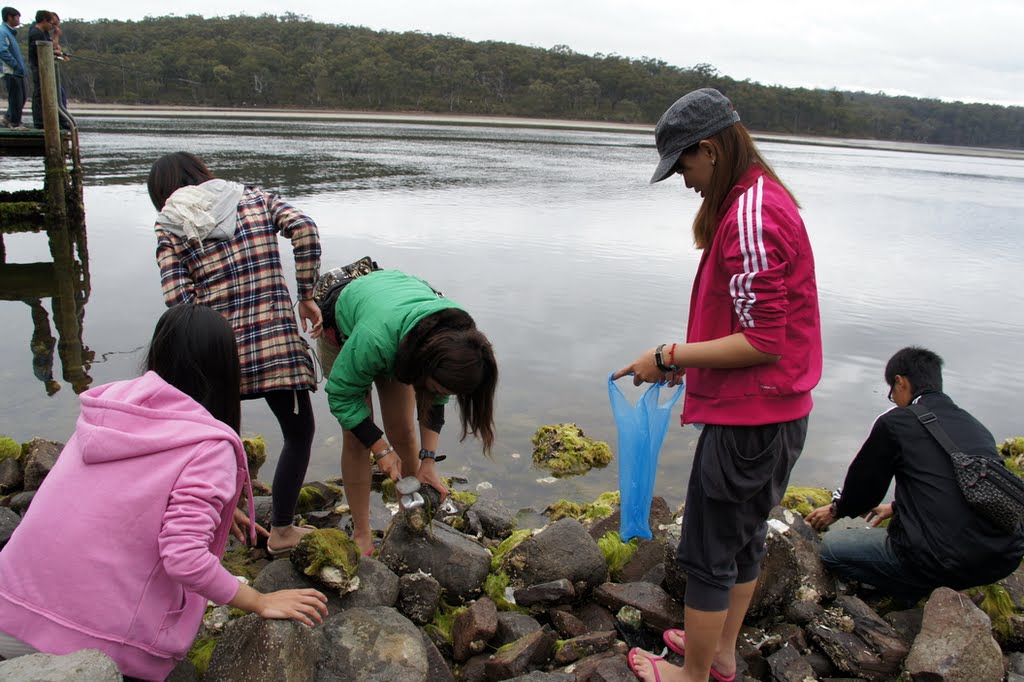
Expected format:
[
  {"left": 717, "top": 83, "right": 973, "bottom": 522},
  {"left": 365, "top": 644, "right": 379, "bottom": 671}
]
[{"left": 321, "top": 269, "right": 497, "bottom": 555}]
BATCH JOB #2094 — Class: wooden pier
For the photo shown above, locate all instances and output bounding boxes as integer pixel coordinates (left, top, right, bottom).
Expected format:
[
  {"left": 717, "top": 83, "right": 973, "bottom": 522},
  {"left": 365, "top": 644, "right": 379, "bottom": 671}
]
[{"left": 0, "top": 41, "right": 92, "bottom": 394}]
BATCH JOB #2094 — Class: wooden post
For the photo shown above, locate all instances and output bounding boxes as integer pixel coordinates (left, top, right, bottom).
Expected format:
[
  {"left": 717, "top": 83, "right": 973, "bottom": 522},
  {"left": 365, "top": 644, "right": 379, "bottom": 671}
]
[{"left": 35, "top": 40, "right": 67, "bottom": 227}]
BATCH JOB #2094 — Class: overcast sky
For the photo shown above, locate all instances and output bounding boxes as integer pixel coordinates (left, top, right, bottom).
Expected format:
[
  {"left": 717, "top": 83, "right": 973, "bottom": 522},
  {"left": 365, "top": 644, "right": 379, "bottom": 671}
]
[{"left": 49, "top": 0, "right": 1024, "bottom": 107}]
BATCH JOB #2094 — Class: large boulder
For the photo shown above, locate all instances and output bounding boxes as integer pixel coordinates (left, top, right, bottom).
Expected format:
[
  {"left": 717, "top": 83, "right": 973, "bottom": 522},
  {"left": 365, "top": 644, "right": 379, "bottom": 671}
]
[
  {"left": 592, "top": 582, "right": 684, "bottom": 632},
  {"left": 338, "top": 557, "right": 400, "bottom": 609},
  {"left": 316, "top": 606, "right": 429, "bottom": 681},
  {"left": 904, "top": 587, "right": 1004, "bottom": 681},
  {"left": 471, "top": 490, "right": 517, "bottom": 539},
  {"left": 0, "top": 457, "right": 23, "bottom": 493},
  {"left": 502, "top": 518, "right": 608, "bottom": 593},
  {"left": 807, "top": 595, "right": 909, "bottom": 680},
  {"left": 0, "top": 649, "right": 120, "bottom": 681},
  {"left": 0, "top": 506, "right": 20, "bottom": 547},
  {"left": 251, "top": 556, "right": 345, "bottom": 615},
  {"left": 380, "top": 518, "right": 491, "bottom": 602},
  {"left": 767, "top": 506, "right": 835, "bottom": 601},
  {"left": 21, "top": 439, "right": 62, "bottom": 491},
  {"left": 206, "top": 614, "right": 319, "bottom": 681}
]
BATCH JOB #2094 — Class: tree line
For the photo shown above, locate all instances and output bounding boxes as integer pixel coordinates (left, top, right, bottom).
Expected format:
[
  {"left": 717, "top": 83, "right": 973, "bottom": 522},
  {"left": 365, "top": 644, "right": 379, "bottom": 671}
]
[{"left": 50, "top": 14, "right": 1023, "bottom": 149}]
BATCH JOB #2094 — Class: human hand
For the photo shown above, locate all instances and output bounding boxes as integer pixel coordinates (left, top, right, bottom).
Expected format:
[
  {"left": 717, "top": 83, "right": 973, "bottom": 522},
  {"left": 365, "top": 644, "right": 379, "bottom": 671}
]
[
  {"left": 231, "top": 507, "right": 269, "bottom": 544},
  {"left": 377, "top": 451, "right": 402, "bottom": 481},
  {"left": 612, "top": 347, "right": 680, "bottom": 386},
  {"left": 256, "top": 589, "right": 328, "bottom": 626},
  {"left": 864, "top": 503, "right": 893, "bottom": 527},
  {"left": 416, "top": 459, "right": 449, "bottom": 502},
  {"left": 297, "top": 299, "right": 323, "bottom": 338},
  {"left": 805, "top": 504, "right": 836, "bottom": 531}
]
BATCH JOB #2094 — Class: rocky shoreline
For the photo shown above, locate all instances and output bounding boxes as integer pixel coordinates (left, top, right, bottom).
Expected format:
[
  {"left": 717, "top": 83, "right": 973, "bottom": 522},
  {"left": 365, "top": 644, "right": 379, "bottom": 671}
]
[{"left": 2, "top": 435, "right": 1024, "bottom": 681}]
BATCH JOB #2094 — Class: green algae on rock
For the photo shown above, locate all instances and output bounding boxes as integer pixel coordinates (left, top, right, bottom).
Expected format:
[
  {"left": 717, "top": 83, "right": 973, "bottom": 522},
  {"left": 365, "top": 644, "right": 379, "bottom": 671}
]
[
  {"left": 242, "top": 436, "right": 267, "bottom": 481},
  {"left": 597, "top": 531, "right": 638, "bottom": 581},
  {"left": 531, "top": 424, "right": 612, "bottom": 477},
  {"left": 780, "top": 486, "right": 831, "bottom": 516},
  {"left": 290, "top": 528, "right": 361, "bottom": 591},
  {"left": 0, "top": 437, "right": 20, "bottom": 461},
  {"left": 187, "top": 636, "right": 217, "bottom": 676},
  {"left": 547, "top": 491, "right": 620, "bottom": 523}
]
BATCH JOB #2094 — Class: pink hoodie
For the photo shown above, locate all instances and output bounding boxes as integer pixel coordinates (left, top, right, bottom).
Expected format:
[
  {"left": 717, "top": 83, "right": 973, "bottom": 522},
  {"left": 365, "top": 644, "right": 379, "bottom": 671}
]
[{"left": 0, "top": 371, "right": 253, "bottom": 680}]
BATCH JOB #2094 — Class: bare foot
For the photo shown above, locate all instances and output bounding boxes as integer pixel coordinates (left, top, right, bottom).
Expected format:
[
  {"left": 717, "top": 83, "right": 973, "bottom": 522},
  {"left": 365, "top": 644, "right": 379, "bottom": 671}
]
[
  {"left": 629, "top": 648, "right": 684, "bottom": 682},
  {"left": 268, "top": 524, "right": 315, "bottom": 553},
  {"left": 352, "top": 530, "right": 374, "bottom": 556},
  {"left": 663, "top": 631, "right": 737, "bottom": 679}
]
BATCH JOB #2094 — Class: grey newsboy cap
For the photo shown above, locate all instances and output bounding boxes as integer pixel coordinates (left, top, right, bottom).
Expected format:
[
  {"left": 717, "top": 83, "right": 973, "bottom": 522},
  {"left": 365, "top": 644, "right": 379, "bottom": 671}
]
[{"left": 650, "top": 88, "right": 741, "bottom": 184}]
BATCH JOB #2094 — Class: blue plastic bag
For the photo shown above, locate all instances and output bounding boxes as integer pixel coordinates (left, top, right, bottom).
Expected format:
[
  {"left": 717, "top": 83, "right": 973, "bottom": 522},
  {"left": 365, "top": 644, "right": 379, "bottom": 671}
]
[{"left": 608, "top": 374, "right": 684, "bottom": 541}]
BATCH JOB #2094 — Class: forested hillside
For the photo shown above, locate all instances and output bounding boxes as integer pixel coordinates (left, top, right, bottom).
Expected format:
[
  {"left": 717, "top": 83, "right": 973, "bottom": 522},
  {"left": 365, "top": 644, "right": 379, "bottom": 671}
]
[{"left": 55, "top": 14, "right": 1023, "bottom": 148}]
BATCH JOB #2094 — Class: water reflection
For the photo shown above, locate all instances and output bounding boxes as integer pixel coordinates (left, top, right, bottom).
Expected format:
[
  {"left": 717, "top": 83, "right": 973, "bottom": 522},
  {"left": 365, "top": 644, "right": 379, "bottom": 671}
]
[{"left": 0, "top": 219, "right": 93, "bottom": 396}]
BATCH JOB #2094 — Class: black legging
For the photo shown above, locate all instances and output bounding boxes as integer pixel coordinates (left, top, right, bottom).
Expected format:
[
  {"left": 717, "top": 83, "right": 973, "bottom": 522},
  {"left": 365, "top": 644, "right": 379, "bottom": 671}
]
[{"left": 246, "top": 390, "right": 315, "bottom": 528}]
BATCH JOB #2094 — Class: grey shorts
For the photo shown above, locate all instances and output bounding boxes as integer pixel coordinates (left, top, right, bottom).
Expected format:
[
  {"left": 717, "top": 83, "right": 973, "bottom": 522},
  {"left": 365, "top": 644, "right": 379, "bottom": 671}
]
[{"left": 677, "top": 416, "right": 808, "bottom": 611}]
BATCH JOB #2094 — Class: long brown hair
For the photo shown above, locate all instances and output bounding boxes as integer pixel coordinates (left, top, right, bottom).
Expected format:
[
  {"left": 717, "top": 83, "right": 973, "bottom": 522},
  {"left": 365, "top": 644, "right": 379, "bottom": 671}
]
[
  {"left": 147, "top": 151, "right": 215, "bottom": 211},
  {"left": 687, "top": 123, "right": 799, "bottom": 249},
  {"left": 395, "top": 308, "right": 497, "bottom": 452}
]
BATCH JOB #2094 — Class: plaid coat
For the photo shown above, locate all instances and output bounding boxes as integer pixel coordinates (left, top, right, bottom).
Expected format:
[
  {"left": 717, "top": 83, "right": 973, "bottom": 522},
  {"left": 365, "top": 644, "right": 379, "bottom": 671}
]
[{"left": 155, "top": 186, "right": 321, "bottom": 396}]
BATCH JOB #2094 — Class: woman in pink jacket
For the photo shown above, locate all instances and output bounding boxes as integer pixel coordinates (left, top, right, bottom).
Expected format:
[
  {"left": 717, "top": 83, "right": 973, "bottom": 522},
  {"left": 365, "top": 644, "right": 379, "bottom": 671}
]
[
  {"left": 0, "top": 305, "right": 327, "bottom": 680},
  {"left": 615, "top": 89, "right": 821, "bottom": 682}
]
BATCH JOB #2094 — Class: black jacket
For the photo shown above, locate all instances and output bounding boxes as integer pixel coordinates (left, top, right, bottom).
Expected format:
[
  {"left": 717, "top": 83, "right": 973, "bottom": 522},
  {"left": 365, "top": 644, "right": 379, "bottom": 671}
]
[{"left": 836, "top": 390, "right": 1024, "bottom": 588}]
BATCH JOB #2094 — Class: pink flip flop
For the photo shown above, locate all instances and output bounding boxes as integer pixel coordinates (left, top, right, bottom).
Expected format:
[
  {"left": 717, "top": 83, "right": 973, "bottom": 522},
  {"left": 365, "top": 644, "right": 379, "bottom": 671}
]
[
  {"left": 627, "top": 648, "right": 664, "bottom": 682},
  {"left": 661, "top": 630, "right": 736, "bottom": 682}
]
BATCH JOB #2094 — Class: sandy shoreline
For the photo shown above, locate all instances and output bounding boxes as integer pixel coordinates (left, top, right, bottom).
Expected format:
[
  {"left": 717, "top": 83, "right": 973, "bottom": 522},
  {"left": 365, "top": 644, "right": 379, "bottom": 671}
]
[{"left": 70, "top": 103, "right": 1024, "bottom": 161}]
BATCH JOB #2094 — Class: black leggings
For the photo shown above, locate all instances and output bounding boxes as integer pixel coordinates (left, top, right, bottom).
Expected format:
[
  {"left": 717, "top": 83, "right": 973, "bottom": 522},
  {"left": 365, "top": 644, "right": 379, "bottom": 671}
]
[{"left": 247, "top": 390, "right": 315, "bottom": 528}]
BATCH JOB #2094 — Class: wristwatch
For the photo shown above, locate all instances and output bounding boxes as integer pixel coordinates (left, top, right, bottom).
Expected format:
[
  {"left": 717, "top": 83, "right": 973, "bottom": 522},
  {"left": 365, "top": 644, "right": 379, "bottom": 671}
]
[{"left": 418, "top": 448, "right": 447, "bottom": 462}]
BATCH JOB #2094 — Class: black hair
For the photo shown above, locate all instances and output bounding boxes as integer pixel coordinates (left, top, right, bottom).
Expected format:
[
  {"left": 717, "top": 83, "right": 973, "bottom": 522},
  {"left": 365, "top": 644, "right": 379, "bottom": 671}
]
[
  {"left": 395, "top": 307, "right": 497, "bottom": 452},
  {"left": 34, "top": 9, "right": 50, "bottom": 23},
  {"left": 147, "top": 151, "right": 215, "bottom": 211},
  {"left": 884, "top": 346, "right": 944, "bottom": 396},
  {"left": 1, "top": 7, "right": 20, "bottom": 22},
  {"left": 144, "top": 305, "right": 241, "bottom": 433}
]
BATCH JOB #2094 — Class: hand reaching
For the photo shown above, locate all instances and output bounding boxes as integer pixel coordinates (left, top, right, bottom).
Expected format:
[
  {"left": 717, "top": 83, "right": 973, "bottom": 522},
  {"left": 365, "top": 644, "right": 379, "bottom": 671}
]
[
  {"left": 297, "top": 299, "right": 323, "bottom": 339},
  {"left": 864, "top": 503, "right": 893, "bottom": 527},
  {"left": 231, "top": 507, "right": 269, "bottom": 544},
  {"left": 805, "top": 504, "right": 836, "bottom": 531},
  {"left": 256, "top": 589, "right": 329, "bottom": 626}
]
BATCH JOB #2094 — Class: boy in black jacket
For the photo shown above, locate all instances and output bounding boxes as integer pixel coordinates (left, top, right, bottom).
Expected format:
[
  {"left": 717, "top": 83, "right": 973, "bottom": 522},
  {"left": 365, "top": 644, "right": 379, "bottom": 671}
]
[{"left": 807, "top": 346, "right": 1024, "bottom": 600}]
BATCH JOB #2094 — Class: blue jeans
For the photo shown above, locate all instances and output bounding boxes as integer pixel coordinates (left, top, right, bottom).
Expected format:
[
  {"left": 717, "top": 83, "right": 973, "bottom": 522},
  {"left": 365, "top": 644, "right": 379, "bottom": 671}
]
[{"left": 820, "top": 527, "right": 932, "bottom": 601}]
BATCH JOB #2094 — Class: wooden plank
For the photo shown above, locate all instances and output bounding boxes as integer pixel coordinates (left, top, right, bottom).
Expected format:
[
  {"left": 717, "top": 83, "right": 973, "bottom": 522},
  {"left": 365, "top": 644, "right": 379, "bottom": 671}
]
[{"left": 0, "top": 262, "right": 57, "bottom": 299}]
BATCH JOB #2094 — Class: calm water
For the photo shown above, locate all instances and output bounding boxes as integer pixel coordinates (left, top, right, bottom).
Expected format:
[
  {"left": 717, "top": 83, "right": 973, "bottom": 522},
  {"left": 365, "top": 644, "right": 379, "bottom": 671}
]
[{"left": 2, "top": 116, "right": 1023, "bottom": 515}]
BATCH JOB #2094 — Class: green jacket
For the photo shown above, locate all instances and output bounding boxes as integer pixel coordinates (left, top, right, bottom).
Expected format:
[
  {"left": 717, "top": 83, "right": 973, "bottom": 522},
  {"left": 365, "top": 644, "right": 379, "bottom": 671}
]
[{"left": 325, "top": 270, "right": 461, "bottom": 430}]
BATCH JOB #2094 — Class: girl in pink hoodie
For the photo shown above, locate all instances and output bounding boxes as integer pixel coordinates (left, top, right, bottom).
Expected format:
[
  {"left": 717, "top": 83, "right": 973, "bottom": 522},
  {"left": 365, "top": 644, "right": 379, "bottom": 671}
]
[{"left": 0, "top": 305, "right": 327, "bottom": 680}]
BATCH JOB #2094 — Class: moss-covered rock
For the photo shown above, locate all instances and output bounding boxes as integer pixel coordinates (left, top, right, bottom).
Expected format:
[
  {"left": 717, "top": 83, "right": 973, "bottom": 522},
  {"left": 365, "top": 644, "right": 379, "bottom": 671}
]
[
  {"left": 187, "top": 636, "right": 217, "bottom": 676},
  {"left": 242, "top": 436, "right": 267, "bottom": 480},
  {"left": 450, "top": 490, "right": 479, "bottom": 506},
  {"left": 781, "top": 486, "right": 831, "bottom": 516},
  {"left": 547, "top": 491, "right": 620, "bottom": 523},
  {"left": 490, "top": 529, "right": 532, "bottom": 572},
  {"left": 425, "top": 600, "right": 468, "bottom": 645},
  {"left": 0, "top": 437, "right": 20, "bottom": 461},
  {"left": 597, "top": 531, "right": 638, "bottom": 581},
  {"left": 295, "top": 484, "right": 336, "bottom": 515},
  {"left": 1000, "top": 437, "right": 1024, "bottom": 477},
  {"left": 220, "top": 546, "right": 263, "bottom": 582},
  {"left": 531, "top": 424, "right": 612, "bottom": 477},
  {"left": 290, "top": 528, "right": 361, "bottom": 591},
  {"left": 968, "top": 583, "right": 1017, "bottom": 640}
]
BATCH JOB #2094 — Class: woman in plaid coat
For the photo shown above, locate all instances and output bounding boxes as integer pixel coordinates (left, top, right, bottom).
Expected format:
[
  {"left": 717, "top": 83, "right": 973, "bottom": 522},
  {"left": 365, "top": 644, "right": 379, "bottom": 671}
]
[{"left": 148, "top": 152, "right": 322, "bottom": 555}]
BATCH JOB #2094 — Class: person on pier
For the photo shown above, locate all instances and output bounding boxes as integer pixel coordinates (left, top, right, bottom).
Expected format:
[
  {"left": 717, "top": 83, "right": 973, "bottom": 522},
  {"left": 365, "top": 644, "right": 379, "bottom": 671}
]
[
  {"left": 148, "top": 151, "right": 323, "bottom": 556},
  {"left": 615, "top": 88, "right": 821, "bottom": 682},
  {"left": 0, "top": 6, "right": 28, "bottom": 130}
]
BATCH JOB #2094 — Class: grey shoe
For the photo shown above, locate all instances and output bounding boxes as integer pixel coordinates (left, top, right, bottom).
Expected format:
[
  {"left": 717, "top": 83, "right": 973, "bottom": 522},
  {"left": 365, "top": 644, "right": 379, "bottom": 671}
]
[
  {"left": 9, "top": 124, "right": 30, "bottom": 131},
  {"left": 0, "top": 116, "right": 9, "bottom": 128}
]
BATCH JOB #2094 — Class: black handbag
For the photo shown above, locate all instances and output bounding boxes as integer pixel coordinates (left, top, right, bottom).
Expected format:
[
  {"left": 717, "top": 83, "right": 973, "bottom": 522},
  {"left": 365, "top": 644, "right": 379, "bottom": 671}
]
[
  {"left": 908, "top": 403, "right": 1024, "bottom": 534},
  {"left": 311, "top": 256, "right": 381, "bottom": 332}
]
